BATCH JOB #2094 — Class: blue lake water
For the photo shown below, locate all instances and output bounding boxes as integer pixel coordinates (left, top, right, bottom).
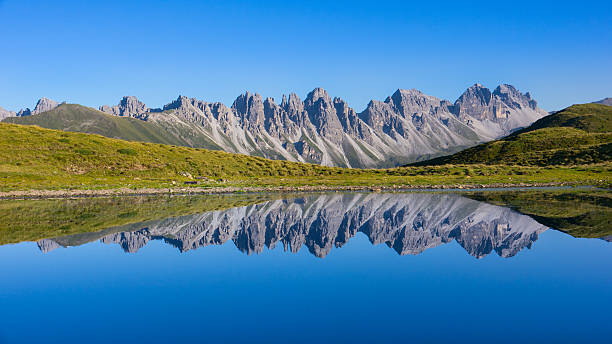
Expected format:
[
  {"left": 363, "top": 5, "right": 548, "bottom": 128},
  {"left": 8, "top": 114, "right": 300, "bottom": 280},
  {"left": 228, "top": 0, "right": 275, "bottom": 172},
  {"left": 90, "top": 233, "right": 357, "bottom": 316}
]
[{"left": 0, "top": 192, "right": 610, "bottom": 343}]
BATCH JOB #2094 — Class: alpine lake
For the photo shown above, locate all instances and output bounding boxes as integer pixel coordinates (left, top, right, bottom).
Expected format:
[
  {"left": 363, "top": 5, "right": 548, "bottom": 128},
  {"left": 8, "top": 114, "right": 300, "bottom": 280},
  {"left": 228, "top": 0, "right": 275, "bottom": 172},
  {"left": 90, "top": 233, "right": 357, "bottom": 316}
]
[{"left": 0, "top": 187, "right": 610, "bottom": 343}]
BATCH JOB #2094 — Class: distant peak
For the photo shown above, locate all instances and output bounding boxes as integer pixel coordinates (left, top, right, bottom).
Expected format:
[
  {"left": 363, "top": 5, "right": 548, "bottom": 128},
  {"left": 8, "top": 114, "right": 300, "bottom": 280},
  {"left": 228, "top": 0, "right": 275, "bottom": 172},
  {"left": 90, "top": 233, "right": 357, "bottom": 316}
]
[
  {"left": 305, "top": 87, "right": 331, "bottom": 104},
  {"left": 281, "top": 93, "right": 303, "bottom": 112},
  {"left": 100, "top": 95, "right": 149, "bottom": 117},
  {"left": 37, "top": 96, "right": 56, "bottom": 103},
  {"left": 263, "top": 97, "right": 276, "bottom": 105},
  {"left": 392, "top": 88, "right": 425, "bottom": 99},
  {"left": 162, "top": 95, "right": 190, "bottom": 111},
  {"left": 397, "top": 88, "right": 424, "bottom": 94},
  {"left": 493, "top": 84, "right": 518, "bottom": 94},
  {"left": 233, "top": 92, "right": 263, "bottom": 106},
  {"left": 121, "top": 95, "right": 141, "bottom": 102},
  {"left": 458, "top": 84, "right": 492, "bottom": 100},
  {"left": 231, "top": 92, "right": 264, "bottom": 117},
  {"left": 32, "top": 97, "right": 60, "bottom": 115},
  {"left": 388, "top": 88, "right": 430, "bottom": 107}
]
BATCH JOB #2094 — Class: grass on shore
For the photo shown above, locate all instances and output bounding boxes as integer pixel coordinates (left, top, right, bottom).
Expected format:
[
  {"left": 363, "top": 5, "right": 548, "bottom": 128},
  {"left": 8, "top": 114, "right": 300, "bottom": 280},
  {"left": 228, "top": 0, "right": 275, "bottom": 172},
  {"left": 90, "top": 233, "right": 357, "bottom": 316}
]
[{"left": 0, "top": 122, "right": 610, "bottom": 192}]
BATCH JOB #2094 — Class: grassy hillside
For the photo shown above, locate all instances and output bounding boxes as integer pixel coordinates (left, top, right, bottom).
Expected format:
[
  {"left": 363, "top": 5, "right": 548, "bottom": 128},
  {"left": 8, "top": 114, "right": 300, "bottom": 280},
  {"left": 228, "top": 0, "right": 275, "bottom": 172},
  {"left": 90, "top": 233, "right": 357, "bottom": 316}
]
[
  {"left": 0, "top": 122, "right": 609, "bottom": 191},
  {"left": 466, "top": 189, "right": 612, "bottom": 238},
  {"left": 3, "top": 103, "right": 222, "bottom": 150},
  {"left": 413, "top": 104, "right": 612, "bottom": 166}
]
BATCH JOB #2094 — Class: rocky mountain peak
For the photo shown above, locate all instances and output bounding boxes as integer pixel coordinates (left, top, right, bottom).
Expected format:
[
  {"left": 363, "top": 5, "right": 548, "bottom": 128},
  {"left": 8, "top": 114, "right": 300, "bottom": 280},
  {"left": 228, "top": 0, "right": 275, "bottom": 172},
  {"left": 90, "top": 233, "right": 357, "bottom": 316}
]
[
  {"left": 456, "top": 84, "right": 493, "bottom": 106},
  {"left": 451, "top": 83, "right": 545, "bottom": 125},
  {"left": 469, "top": 83, "right": 487, "bottom": 91},
  {"left": 17, "top": 108, "right": 31, "bottom": 117},
  {"left": 493, "top": 84, "right": 538, "bottom": 110},
  {"left": 232, "top": 92, "right": 265, "bottom": 129},
  {"left": 232, "top": 92, "right": 263, "bottom": 111},
  {"left": 390, "top": 88, "right": 425, "bottom": 98},
  {"left": 32, "top": 97, "right": 60, "bottom": 115},
  {"left": 387, "top": 88, "right": 442, "bottom": 116},
  {"left": 8, "top": 97, "right": 61, "bottom": 118},
  {"left": 281, "top": 93, "right": 303, "bottom": 114},
  {"left": 303, "top": 88, "right": 344, "bottom": 140},
  {"left": 162, "top": 95, "right": 192, "bottom": 111},
  {"left": 493, "top": 83, "right": 518, "bottom": 95},
  {"left": 452, "top": 84, "right": 494, "bottom": 120},
  {"left": 263, "top": 97, "right": 275, "bottom": 106},
  {"left": 100, "top": 96, "right": 149, "bottom": 119},
  {"left": 304, "top": 87, "right": 332, "bottom": 106}
]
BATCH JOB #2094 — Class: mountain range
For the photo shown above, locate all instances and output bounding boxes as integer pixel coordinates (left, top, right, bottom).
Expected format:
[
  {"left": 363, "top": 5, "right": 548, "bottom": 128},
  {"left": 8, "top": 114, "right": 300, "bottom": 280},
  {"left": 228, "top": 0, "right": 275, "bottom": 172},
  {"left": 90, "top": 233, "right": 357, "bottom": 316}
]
[
  {"left": 2, "top": 84, "right": 548, "bottom": 167},
  {"left": 35, "top": 192, "right": 548, "bottom": 258}
]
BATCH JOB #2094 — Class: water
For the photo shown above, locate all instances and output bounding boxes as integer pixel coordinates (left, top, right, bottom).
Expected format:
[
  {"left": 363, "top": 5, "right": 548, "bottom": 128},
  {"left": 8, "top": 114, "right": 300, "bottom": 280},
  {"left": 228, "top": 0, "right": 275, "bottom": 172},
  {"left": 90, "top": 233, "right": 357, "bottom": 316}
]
[{"left": 0, "top": 191, "right": 610, "bottom": 343}]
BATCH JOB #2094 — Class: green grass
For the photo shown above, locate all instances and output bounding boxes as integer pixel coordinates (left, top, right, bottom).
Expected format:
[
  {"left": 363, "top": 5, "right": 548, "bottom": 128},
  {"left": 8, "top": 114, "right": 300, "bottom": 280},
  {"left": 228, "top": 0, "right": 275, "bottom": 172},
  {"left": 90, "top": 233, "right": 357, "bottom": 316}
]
[
  {"left": 0, "top": 122, "right": 610, "bottom": 192},
  {"left": 516, "top": 103, "right": 612, "bottom": 134},
  {"left": 465, "top": 189, "right": 612, "bottom": 238},
  {"left": 413, "top": 103, "right": 612, "bottom": 166}
]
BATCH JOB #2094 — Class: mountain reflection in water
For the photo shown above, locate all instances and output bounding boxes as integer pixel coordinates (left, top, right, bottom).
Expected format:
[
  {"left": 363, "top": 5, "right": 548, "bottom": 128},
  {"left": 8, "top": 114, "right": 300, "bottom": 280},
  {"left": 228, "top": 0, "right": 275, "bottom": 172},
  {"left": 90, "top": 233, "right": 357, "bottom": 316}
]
[{"left": 37, "top": 192, "right": 552, "bottom": 258}]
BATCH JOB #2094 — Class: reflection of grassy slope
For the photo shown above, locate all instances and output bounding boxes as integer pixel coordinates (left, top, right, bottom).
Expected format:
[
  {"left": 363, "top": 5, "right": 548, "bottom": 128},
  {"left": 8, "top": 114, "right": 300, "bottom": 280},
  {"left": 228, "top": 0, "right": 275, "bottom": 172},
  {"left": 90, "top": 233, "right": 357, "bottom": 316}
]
[
  {"left": 0, "top": 194, "right": 279, "bottom": 245},
  {"left": 415, "top": 104, "right": 612, "bottom": 166},
  {"left": 465, "top": 189, "right": 612, "bottom": 238}
]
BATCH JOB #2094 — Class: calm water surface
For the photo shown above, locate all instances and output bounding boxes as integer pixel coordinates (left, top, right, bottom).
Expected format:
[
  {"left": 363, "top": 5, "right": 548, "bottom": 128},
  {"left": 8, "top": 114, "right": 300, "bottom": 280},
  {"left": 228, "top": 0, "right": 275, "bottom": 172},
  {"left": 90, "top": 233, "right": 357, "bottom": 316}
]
[{"left": 0, "top": 192, "right": 610, "bottom": 343}]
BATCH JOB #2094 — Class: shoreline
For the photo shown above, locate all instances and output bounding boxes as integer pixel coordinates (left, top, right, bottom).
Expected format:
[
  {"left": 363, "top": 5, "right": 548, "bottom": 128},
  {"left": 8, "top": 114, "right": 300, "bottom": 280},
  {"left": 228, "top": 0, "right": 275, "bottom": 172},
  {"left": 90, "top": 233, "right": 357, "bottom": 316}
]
[{"left": 0, "top": 182, "right": 593, "bottom": 200}]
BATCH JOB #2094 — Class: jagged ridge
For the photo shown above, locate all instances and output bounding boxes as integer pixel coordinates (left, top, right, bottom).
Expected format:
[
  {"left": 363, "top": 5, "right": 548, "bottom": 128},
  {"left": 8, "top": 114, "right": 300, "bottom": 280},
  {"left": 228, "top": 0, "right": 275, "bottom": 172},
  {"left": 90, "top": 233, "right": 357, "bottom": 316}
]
[{"left": 2, "top": 84, "right": 547, "bottom": 167}]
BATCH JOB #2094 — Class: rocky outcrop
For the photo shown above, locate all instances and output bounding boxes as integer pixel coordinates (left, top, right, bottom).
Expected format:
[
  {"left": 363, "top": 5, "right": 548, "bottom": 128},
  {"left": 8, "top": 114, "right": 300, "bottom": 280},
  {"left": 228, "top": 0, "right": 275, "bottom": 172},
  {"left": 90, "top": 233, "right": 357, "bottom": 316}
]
[
  {"left": 37, "top": 193, "right": 550, "bottom": 258},
  {"left": 99, "top": 96, "right": 151, "bottom": 120},
  {"left": 4, "top": 97, "right": 61, "bottom": 119},
  {"left": 451, "top": 84, "right": 548, "bottom": 138},
  {"left": 32, "top": 97, "right": 60, "bottom": 115},
  {"left": 96, "top": 84, "right": 547, "bottom": 167}
]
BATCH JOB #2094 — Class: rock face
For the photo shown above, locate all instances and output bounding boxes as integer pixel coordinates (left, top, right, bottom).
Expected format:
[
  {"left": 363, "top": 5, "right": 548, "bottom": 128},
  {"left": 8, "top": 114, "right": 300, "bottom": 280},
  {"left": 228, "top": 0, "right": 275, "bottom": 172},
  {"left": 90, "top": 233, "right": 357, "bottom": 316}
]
[
  {"left": 99, "top": 96, "right": 152, "bottom": 120},
  {"left": 451, "top": 84, "right": 546, "bottom": 138},
  {"left": 98, "top": 84, "right": 548, "bottom": 167},
  {"left": 38, "top": 193, "right": 549, "bottom": 258},
  {"left": 3, "top": 97, "right": 61, "bottom": 119},
  {"left": 32, "top": 97, "right": 60, "bottom": 115},
  {"left": 36, "top": 239, "right": 61, "bottom": 253},
  {"left": 593, "top": 97, "right": 612, "bottom": 107}
]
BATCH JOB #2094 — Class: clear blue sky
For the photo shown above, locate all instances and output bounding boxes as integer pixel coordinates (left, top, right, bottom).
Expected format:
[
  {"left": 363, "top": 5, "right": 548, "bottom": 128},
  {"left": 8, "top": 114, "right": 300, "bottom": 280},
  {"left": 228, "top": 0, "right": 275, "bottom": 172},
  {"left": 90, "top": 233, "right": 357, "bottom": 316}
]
[{"left": 1, "top": 0, "right": 611, "bottom": 112}]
